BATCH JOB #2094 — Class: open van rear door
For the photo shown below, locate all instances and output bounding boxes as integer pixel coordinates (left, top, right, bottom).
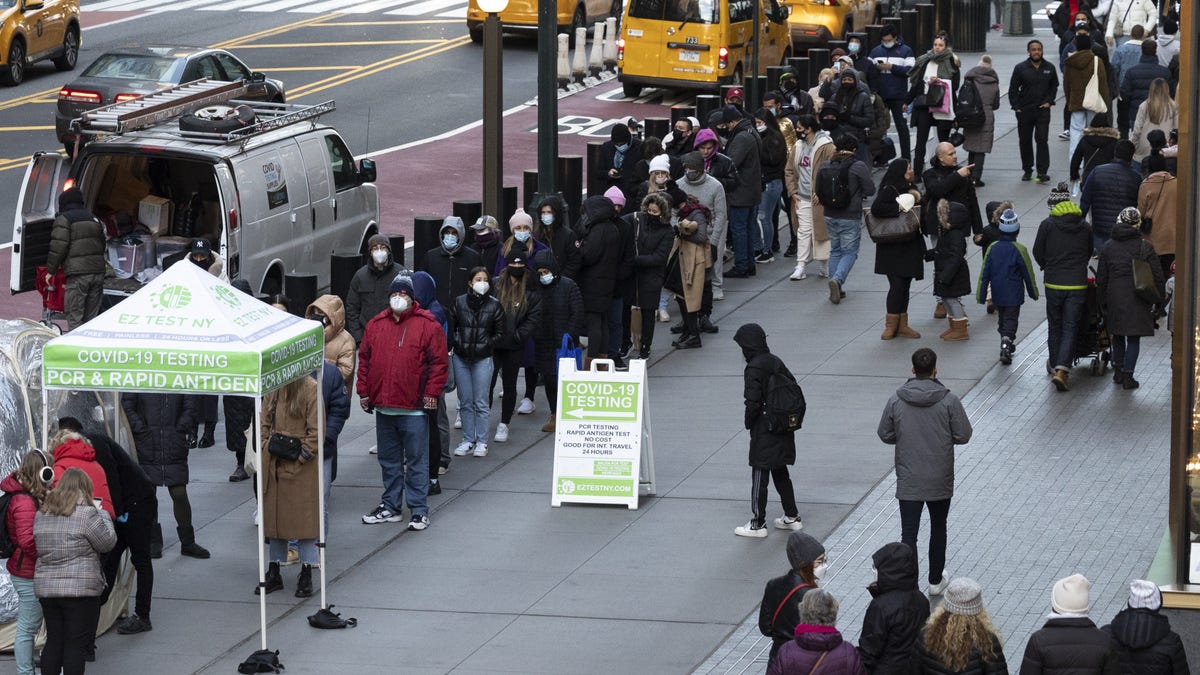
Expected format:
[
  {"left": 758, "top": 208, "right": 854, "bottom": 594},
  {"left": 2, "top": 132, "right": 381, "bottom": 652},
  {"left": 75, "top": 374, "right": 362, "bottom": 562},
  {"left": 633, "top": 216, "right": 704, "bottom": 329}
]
[{"left": 11, "top": 153, "right": 72, "bottom": 294}]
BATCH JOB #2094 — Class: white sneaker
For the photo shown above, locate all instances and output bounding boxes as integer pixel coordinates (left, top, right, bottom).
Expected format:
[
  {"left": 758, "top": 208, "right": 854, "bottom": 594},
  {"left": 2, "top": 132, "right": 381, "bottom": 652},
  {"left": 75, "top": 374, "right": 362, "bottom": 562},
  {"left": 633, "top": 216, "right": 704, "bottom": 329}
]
[
  {"left": 929, "top": 575, "right": 951, "bottom": 596},
  {"left": 368, "top": 445, "right": 378, "bottom": 455},
  {"left": 516, "top": 398, "right": 535, "bottom": 415},
  {"left": 452, "top": 441, "right": 473, "bottom": 457},
  {"left": 734, "top": 521, "right": 768, "bottom": 538},
  {"left": 774, "top": 515, "right": 803, "bottom": 531},
  {"left": 712, "top": 287, "right": 725, "bottom": 301},
  {"left": 494, "top": 423, "right": 509, "bottom": 443},
  {"left": 1057, "top": 130, "right": 1070, "bottom": 141},
  {"left": 453, "top": 412, "right": 462, "bottom": 429},
  {"left": 657, "top": 309, "right": 670, "bottom": 322},
  {"left": 473, "top": 443, "right": 489, "bottom": 457},
  {"left": 789, "top": 264, "right": 807, "bottom": 281}
]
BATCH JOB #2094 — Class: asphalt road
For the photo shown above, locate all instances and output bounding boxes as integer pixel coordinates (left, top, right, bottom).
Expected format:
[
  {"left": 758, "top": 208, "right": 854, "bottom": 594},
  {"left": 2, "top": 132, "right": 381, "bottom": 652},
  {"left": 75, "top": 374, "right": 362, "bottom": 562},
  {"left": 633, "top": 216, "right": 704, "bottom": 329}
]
[{"left": 0, "top": 1, "right": 548, "bottom": 242}]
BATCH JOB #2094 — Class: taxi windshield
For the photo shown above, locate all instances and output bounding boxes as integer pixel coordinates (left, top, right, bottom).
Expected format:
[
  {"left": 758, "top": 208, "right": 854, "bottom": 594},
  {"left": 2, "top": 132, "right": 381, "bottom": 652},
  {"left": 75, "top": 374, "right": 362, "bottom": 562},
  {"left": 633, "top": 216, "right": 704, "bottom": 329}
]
[
  {"left": 629, "top": 0, "right": 721, "bottom": 24},
  {"left": 81, "top": 54, "right": 182, "bottom": 82}
]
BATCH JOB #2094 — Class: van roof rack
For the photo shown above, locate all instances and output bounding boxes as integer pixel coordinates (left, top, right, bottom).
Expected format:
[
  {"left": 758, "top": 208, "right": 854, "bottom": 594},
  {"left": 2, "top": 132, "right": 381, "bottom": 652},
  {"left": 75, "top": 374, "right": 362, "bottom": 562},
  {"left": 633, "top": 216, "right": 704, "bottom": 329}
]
[{"left": 73, "top": 78, "right": 336, "bottom": 145}]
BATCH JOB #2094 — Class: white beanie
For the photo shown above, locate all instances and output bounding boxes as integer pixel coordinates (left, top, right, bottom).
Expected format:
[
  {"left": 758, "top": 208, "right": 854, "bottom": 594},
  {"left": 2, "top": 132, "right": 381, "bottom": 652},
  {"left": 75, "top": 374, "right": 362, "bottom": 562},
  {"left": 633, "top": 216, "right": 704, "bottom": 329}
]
[
  {"left": 649, "top": 154, "right": 671, "bottom": 175},
  {"left": 1052, "top": 573, "right": 1091, "bottom": 614},
  {"left": 1127, "top": 579, "right": 1162, "bottom": 611}
]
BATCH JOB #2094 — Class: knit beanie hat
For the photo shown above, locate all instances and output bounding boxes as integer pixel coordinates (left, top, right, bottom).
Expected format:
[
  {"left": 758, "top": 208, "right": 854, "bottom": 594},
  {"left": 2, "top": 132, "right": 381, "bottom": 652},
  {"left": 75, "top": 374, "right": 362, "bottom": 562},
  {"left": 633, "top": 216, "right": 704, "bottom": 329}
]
[
  {"left": 649, "top": 154, "right": 671, "bottom": 175},
  {"left": 943, "top": 578, "right": 984, "bottom": 615},
  {"left": 999, "top": 209, "right": 1020, "bottom": 233},
  {"left": 682, "top": 152, "right": 705, "bottom": 172},
  {"left": 509, "top": 208, "right": 533, "bottom": 230},
  {"left": 389, "top": 273, "right": 414, "bottom": 297},
  {"left": 1128, "top": 580, "right": 1162, "bottom": 611},
  {"left": 721, "top": 104, "right": 743, "bottom": 125},
  {"left": 1048, "top": 182, "right": 1072, "bottom": 208},
  {"left": 785, "top": 532, "right": 825, "bottom": 571},
  {"left": 1052, "top": 573, "right": 1091, "bottom": 614},
  {"left": 1117, "top": 207, "right": 1142, "bottom": 226},
  {"left": 603, "top": 186, "right": 626, "bottom": 207},
  {"left": 611, "top": 124, "right": 631, "bottom": 144}
]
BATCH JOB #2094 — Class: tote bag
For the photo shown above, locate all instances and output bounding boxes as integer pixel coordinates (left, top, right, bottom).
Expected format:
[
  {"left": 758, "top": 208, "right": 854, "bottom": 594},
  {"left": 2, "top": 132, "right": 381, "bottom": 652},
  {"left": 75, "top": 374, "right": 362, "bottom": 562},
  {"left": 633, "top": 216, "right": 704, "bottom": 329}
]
[
  {"left": 556, "top": 333, "right": 584, "bottom": 370},
  {"left": 1082, "top": 57, "right": 1108, "bottom": 114},
  {"left": 1132, "top": 257, "right": 1162, "bottom": 305}
]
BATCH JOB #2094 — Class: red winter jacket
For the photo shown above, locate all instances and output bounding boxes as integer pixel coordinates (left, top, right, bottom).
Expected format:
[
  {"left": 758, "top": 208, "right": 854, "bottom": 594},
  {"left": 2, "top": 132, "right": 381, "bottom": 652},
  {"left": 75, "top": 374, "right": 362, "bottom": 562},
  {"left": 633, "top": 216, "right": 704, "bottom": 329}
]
[
  {"left": 52, "top": 436, "right": 116, "bottom": 518},
  {"left": 2, "top": 473, "right": 39, "bottom": 578},
  {"left": 356, "top": 304, "right": 449, "bottom": 410}
]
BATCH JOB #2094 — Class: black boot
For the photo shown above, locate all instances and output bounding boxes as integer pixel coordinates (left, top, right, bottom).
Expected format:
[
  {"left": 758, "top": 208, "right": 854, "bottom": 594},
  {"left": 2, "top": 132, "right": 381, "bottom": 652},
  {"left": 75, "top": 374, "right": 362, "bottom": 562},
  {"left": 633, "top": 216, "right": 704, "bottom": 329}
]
[
  {"left": 295, "top": 564, "right": 313, "bottom": 598},
  {"left": 198, "top": 423, "right": 215, "bottom": 448},
  {"left": 178, "top": 526, "right": 211, "bottom": 559},
  {"left": 672, "top": 314, "right": 703, "bottom": 349},
  {"left": 1122, "top": 371, "right": 1140, "bottom": 389},
  {"left": 669, "top": 319, "right": 686, "bottom": 334},
  {"left": 699, "top": 315, "right": 719, "bottom": 334},
  {"left": 256, "top": 562, "right": 283, "bottom": 595},
  {"left": 784, "top": 240, "right": 798, "bottom": 258},
  {"left": 150, "top": 523, "right": 163, "bottom": 559}
]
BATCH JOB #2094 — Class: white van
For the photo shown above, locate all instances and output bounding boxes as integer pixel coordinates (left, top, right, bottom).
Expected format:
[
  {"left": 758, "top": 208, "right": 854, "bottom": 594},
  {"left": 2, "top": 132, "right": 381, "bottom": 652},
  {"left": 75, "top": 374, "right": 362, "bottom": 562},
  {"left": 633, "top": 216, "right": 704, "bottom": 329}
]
[{"left": 11, "top": 79, "right": 379, "bottom": 299}]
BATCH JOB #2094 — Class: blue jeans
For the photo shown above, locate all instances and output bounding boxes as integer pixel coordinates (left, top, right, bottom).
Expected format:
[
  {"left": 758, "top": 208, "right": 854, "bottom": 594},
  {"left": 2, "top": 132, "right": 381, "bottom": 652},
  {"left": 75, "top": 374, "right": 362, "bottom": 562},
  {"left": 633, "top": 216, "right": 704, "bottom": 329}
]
[
  {"left": 270, "top": 537, "right": 317, "bottom": 565},
  {"left": 12, "top": 575, "right": 40, "bottom": 675},
  {"left": 756, "top": 179, "right": 784, "bottom": 254},
  {"left": 825, "top": 216, "right": 862, "bottom": 285},
  {"left": 1111, "top": 335, "right": 1142, "bottom": 373},
  {"left": 1069, "top": 110, "right": 1095, "bottom": 166},
  {"left": 728, "top": 205, "right": 755, "bottom": 271},
  {"left": 1046, "top": 288, "right": 1087, "bottom": 371},
  {"left": 375, "top": 412, "right": 428, "bottom": 515},
  {"left": 453, "top": 354, "right": 493, "bottom": 445}
]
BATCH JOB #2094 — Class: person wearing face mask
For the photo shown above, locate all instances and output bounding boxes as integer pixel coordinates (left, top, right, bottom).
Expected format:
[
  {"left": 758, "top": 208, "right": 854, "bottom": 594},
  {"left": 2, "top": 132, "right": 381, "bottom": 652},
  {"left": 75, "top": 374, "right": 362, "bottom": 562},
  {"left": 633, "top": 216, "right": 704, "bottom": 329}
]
[
  {"left": 494, "top": 208, "right": 548, "bottom": 413},
  {"left": 732, "top": 323, "right": 803, "bottom": 538},
  {"left": 758, "top": 532, "right": 825, "bottom": 664},
  {"left": 664, "top": 117, "right": 697, "bottom": 158},
  {"left": 305, "top": 294, "right": 356, "bottom": 393},
  {"left": 346, "top": 234, "right": 411, "bottom": 344},
  {"left": 858, "top": 542, "right": 932, "bottom": 675},
  {"left": 448, "top": 267, "right": 503, "bottom": 458},
  {"left": 846, "top": 35, "right": 879, "bottom": 91},
  {"left": 470, "top": 215, "right": 503, "bottom": 274},
  {"left": 598, "top": 122, "right": 643, "bottom": 203},
  {"left": 785, "top": 115, "right": 834, "bottom": 281},
  {"left": 877, "top": 348, "right": 972, "bottom": 597},
  {"left": 754, "top": 108, "right": 789, "bottom": 264},
  {"left": 187, "top": 237, "right": 225, "bottom": 279},
  {"left": 529, "top": 250, "right": 583, "bottom": 432},
  {"left": 623, "top": 193, "right": 674, "bottom": 360},
  {"left": 562, "top": 195, "right": 622, "bottom": 363},
  {"left": 908, "top": 33, "right": 961, "bottom": 175},
  {"left": 718, "top": 104, "right": 763, "bottom": 279},
  {"left": 676, "top": 151, "right": 726, "bottom": 330},
  {"left": 357, "top": 274, "right": 449, "bottom": 531},
  {"left": 533, "top": 195, "right": 575, "bottom": 273},
  {"left": 490, "top": 252, "right": 543, "bottom": 443},
  {"left": 424, "top": 216, "right": 482, "bottom": 315},
  {"left": 631, "top": 153, "right": 685, "bottom": 212},
  {"left": 870, "top": 26, "right": 917, "bottom": 163}
]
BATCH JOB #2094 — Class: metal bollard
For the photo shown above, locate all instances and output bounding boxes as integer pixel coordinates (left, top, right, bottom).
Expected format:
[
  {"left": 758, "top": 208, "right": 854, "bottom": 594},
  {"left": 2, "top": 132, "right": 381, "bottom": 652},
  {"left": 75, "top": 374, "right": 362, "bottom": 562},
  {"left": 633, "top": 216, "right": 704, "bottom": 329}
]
[
  {"left": 502, "top": 186, "right": 518, "bottom": 225},
  {"left": 557, "top": 34, "right": 571, "bottom": 88},
  {"left": 284, "top": 273, "right": 317, "bottom": 317},
  {"left": 766, "top": 65, "right": 787, "bottom": 95},
  {"left": 603, "top": 17, "right": 618, "bottom": 69},
  {"left": 865, "top": 25, "right": 883, "bottom": 50},
  {"left": 695, "top": 94, "right": 721, "bottom": 128},
  {"left": 749, "top": 75, "right": 768, "bottom": 106},
  {"left": 572, "top": 28, "right": 587, "bottom": 82},
  {"left": 586, "top": 142, "right": 605, "bottom": 198},
  {"left": 389, "top": 235, "right": 407, "bottom": 268},
  {"left": 670, "top": 105, "right": 696, "bottom": 124},
  {"left": 788, "top": 56, "right": 811, "bottom": 89},
  {"left": 330, "top": 252, "right": 360, "bottom": 302},
  {"left": 643, "top": 117, "right": 669, "bottom": 142},
  {"left": 895, "top": 12, "right": 915, "bottom": 45},
  {"left": 453, "top": 200, "right": 483, "bottom": 244},
  {"left": 914, "top": 4, "right": 934, "bottom": 52},
  {"left": 806, "top": 48, "right": 829, "bottom": 88},
  {"left": 557, "top": 155, "right": 583, "bottom": 225},
  {"left": 523, "top": 169, "right": 539, "bottom": 216},
  {"left": 413, "top": 217, "right": 443, "bottom": 271},
  {"left": 589, "top": 23, "right": 605, "bottom": 76},
  {"left": 933, "top": 0, "right": 951, "bottom": 36}
]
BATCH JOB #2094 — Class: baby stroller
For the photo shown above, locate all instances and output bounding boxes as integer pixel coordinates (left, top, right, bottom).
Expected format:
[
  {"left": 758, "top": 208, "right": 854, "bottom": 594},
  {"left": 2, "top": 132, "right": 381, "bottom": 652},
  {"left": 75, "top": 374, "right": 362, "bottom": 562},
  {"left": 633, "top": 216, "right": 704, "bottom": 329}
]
[
  {"left": 1074, "top": 274, "right": 1110, "bottom": 375},
  {"left": 36, "top": 265, "right": 66, "bottom": 334}
]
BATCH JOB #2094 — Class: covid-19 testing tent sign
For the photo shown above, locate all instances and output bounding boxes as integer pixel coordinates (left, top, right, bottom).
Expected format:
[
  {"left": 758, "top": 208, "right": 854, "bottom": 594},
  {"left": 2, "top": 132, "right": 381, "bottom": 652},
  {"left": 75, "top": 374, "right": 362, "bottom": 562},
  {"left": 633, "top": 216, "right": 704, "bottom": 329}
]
[{"left": 40, "top": 261, "right": 326, "bottom": 655}]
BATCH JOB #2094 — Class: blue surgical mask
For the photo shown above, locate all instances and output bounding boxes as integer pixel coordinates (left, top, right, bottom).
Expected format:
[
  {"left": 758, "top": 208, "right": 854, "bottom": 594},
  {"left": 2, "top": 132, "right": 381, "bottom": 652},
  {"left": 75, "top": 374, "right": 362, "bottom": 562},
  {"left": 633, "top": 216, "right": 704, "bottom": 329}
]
[
  {"left": 442, "top": 234, "right": 458, "bottom": 249},
  {"left": 882, "top": 39, "right": 895, "bottom": 49},
  {"left": 540, "top": 213, "right": 554, "bottom": 226},
  {"left": 540, "top": 273, "right": 554, "bottom": 286},
  {"left": 616, "top": 143, "right": 629, "bottom": 153},
  {"left": 848, "top": 42, "right": 860, "bottom": 54},
  {"left": 514, "top": 230, "right": 531, "bottom": 243}
]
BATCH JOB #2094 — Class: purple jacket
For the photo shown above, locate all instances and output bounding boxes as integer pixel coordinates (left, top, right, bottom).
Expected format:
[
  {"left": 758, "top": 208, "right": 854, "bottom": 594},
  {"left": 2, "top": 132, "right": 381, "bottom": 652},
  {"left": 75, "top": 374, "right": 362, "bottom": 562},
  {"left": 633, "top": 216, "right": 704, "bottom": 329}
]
[{"left": 770, "top": 625, "right": 867, "bottom": 675}]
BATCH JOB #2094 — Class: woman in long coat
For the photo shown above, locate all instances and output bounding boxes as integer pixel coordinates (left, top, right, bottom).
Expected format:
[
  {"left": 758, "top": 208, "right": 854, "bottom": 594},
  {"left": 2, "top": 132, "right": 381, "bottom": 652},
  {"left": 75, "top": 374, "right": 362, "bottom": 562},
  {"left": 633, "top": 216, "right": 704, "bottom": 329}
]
[
  {"left": 873, "top": 159, "right": 926, "bottom": 339},
  {"left": 627, "top": 192, "right": 675, "bottom": 359},
  {"left": 258, "top": 375, "right": 321, "bottom": 598},
  {"left": 961, "top": 56, "right": 1001, "bottom": 187},
  {"left": 1096, "top": 207, "right": 1165, "bottom": 390}
]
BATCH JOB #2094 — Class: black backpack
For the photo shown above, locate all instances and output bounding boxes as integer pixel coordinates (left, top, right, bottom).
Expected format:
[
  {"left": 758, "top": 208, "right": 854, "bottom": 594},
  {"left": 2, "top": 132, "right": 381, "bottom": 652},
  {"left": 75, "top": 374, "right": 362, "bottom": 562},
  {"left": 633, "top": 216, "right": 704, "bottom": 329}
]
[
  {"left": 765, "top": 365, "right": 806, "bottom": 434},
  {"left": 815, "top": 158, "right": 854, "bottom": 210},
  {"left": 0, "top": 492, "right": 18, "bottom": 559},
  {"left": 955, "top": 79, "right": 986, "bottom": 129}
]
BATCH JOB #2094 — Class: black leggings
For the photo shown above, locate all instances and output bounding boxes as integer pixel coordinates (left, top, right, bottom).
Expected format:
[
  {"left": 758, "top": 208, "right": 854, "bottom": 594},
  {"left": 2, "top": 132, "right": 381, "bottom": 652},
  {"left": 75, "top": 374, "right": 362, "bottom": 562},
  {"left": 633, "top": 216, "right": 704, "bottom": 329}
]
[
  {"left": 911, "top": 108, "right": 953, "bottom": 172},
  {"left": 102, "top": 500, "right": 156, "bottom": 620},
  {"left": 40, "top": 596, "right": 100, "bottom": 675},
  {"left": 584, "top": 310, "right": 609, "bottom": 357},
  {"left": 492, "top": 348, "right": 523, "bottom": 423},
  {"left": 156, "top": 484, "right": 193, "bottom": 530},
  {"left": 535, "top": 357, "right": 559, "bottom": 413},
  {"left": 886, "top": 275, "right": 913, "bottom": 314}
]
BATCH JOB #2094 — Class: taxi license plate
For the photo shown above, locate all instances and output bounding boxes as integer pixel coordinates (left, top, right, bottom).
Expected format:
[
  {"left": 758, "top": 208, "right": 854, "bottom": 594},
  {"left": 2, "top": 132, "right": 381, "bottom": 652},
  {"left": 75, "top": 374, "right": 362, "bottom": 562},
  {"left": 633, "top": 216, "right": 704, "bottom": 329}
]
[{"left": 679, "top": 50, "right": 700, "bottom": 62}]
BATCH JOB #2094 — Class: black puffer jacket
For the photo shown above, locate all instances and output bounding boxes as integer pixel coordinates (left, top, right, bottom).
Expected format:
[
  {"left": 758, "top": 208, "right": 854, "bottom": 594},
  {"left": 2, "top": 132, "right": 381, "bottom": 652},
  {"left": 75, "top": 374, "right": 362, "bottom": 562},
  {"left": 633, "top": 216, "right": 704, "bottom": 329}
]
[
  {"left": 85, "top": 433, "right": 155, "bottom": 516},
  {"left": 858, "top": 542, "right": 931, "bottom": 675},
  {"left": 914, "top": 628, "right": 1008, "bottom": 675},
  {"left": 933, "top": 202, "right": 973, "bottom": 299},
  {"left": 533, "top": 194, "right": 576, "bottom": 273},
  {"left": 530, "top": 250, "right": 583, "bottom": 359},
  {"left": 1102, "top": 608, "right": 1189, "bottom": 675},
  {"left": 46, "top": 188, "right": 105, "bottom": 278},
  {"left": 121, "top": 393, "right": 198, "bottom": 488},
  {"left": 562, "top": 196, "right": 622, "bottom": 313},
  {"left": 424, "top": 217, "right": 483, "bottom": 312},
  {"left": 922, "top": 159, "right": 982, "bottom": 237},
  {"left": 1080, "top": 161, "right": 1141, "bottom": 241},
  {"left": 1020, "top": 617, "right": 1119, "bottom": 675},
  {"left": 627, "top": 210, "right": 675, "bottom": 309},
  {"left": 1096, "top": 223, "right": 1165, "bottom": 337},
  {"left": 735, "top": 323, "right": 796, "bottom": 469},
  {"left": 1069, "top": 126, "right": 1119, "bottom": 182},
  {"left": 759, "top": 124, "right": 789, "bottom": 183},
  {"left": 1033, "top": 202, "right": 1094, "bottom": 291},
  {"left": 724, "top": 118, "right": 763, "bottom": 207},
  {"left": 449, "top": 290, "right": 503, "bottom": 361},
  {"left": 1119, "top": 56, "right": 1172, "bottom": 123},
  {"left": 493, "top": 281, "right": 542, "bottom": 352}
]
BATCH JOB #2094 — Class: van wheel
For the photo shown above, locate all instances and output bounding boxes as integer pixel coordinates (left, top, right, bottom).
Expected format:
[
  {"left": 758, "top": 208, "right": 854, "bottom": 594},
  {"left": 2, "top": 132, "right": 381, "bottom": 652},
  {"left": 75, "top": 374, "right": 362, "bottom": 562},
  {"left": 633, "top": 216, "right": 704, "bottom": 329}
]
[
  {"left": 0, "top": 38, "right": 26, "bottom": 86},
  {"left": 53, "top": 26, "right": 80, "bottom": 71},
  {"left": 261, "top": 272, "right": 282, "bottom": 298},
  {"left": 622, "top": 82, "right": 642, "bottom": 98},
  {"left": 469, "top": 24, "right": 484, "bottom": 44}
]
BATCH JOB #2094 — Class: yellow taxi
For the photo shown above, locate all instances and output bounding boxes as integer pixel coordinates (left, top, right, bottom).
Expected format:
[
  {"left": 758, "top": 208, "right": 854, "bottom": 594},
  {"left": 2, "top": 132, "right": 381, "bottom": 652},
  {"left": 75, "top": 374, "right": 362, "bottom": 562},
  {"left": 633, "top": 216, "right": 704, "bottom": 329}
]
[
  {"left": 466, "top": 0, "right": 622, "bottom": 44},
  {"left": 617, "top": 0, "right": 792, "bottom": 97},
  {"left": 783, "top": 0, "right": 880, "bottom": 46},
  {"left": 0, "top": 0, "right": 81, "bottom": 86}
]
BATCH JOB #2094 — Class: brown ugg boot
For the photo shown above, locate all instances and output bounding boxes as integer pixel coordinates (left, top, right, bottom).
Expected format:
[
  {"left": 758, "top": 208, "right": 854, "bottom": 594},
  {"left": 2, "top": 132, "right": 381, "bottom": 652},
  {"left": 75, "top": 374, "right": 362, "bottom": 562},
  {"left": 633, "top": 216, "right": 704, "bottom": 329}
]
[
  {"left": 881, "top": 314, "right": 899, "bottom": 340},
  {"left": 541, "top": 417, "right": 556, "bottom": 433},
  {"left": 942, "top": 318, "right": 970, "bottom": 341},
  {"left": 939, "top": 317, "right": 955, "bottom": 339},
  {"left": 895, "top": 314, "right": 921, "bottom": 338},
  {"left": 933, "top": 301, "right": 947, "bottom": 319}
]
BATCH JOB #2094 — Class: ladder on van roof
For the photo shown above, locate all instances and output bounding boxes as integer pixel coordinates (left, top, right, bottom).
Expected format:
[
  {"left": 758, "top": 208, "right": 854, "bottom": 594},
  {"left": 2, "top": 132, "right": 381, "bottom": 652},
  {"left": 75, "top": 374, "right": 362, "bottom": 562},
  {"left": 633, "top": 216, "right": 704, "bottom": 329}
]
[{"left": 74, "top": 78, "right": 336, "bottom": 144}]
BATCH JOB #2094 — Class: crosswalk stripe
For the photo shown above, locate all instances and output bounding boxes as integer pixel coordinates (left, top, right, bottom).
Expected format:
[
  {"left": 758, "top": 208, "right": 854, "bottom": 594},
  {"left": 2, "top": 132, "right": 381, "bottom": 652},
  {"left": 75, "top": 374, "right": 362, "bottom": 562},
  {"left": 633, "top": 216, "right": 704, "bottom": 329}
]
[
  {"left": 435, "top": 7, "right": 465, "bottom": 16},
  {"left": 84, "top": 0, "right": 471, "bottom": 16},
  {"left": 148, "top": 0, "right": 227, "bottom": 10},
  {"left": 231, "top": 0, "right": 318, "bottom": 10},
  {"left": 337, "top": 0, "right": 438, "bottom": 13},
  {"left": 385, "top": 0, "right": 463, "bottom": 14}
]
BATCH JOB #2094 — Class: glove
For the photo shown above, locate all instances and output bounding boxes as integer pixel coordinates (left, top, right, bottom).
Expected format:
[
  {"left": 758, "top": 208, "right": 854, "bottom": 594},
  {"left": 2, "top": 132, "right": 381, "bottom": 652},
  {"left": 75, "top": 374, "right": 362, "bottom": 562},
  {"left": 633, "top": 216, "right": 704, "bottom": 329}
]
[{"left": 117, "top": 513, "right": 129, "bottom": 523}]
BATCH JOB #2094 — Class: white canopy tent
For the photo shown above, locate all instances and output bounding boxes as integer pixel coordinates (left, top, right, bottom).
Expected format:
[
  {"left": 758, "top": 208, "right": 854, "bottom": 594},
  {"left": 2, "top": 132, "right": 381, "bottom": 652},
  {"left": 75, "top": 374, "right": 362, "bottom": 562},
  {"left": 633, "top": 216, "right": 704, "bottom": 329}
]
[{"left": 41, "top": 262, "right": 328, "bottom": 650}]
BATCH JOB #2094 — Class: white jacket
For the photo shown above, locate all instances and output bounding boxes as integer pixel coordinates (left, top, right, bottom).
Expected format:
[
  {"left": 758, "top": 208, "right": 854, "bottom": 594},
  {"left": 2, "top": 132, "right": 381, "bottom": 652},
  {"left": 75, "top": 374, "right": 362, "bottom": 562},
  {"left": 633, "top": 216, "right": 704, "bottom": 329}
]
[{"left": 1106, "top": 0, "right": 1157, "bottom": 39}]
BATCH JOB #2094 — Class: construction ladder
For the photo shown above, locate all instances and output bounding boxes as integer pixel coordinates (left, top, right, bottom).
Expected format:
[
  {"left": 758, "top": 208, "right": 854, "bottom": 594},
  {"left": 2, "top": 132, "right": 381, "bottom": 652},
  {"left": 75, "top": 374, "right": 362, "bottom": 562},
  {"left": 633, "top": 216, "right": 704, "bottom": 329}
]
[{"left": 76, "top": 79, "right": 249, "bottom": 134}]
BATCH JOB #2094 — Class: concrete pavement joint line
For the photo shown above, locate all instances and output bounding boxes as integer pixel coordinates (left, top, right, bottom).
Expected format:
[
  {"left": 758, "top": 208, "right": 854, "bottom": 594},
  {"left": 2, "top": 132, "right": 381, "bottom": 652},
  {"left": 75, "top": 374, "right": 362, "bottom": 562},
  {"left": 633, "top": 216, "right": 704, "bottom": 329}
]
[{"left": 289, "top": 37, "right": 471, "bottom": 99}]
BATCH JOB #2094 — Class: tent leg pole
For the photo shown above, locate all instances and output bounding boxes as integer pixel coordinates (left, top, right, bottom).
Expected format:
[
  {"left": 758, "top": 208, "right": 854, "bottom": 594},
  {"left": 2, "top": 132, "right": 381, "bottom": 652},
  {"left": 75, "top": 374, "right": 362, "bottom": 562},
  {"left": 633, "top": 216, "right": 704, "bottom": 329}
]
[
  {"left": 255, "top": 398, "right": 267, "bottom": 652},
  {"left": 316, "top": 366, "right": 327, "bottom": 610},
  {"left": 41, "top": 395, "right": 48, "bottom": 454}
]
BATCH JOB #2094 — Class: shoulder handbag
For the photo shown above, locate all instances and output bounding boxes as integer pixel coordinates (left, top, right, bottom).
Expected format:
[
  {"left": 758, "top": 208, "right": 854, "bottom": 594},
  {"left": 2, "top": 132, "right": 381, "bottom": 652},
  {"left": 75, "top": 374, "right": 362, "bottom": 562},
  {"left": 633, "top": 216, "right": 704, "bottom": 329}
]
[
  {"left": 1132, "top": 256, "right": 1162, "bottom": 305},
  {"left": 865, "top": 206, "right": 922, "bottom": 244},
  {"left": 926, "top": 79, "right": 946, "bottom": 110},
  {"left": 266, "top": 395, "right": 307, "bottom": 462},
  {"left": 1082, "top": 57, "right": 1108, "bottom": 114},
  {"left": 771, "top": 582, "right": 812, "bottom": 630}
]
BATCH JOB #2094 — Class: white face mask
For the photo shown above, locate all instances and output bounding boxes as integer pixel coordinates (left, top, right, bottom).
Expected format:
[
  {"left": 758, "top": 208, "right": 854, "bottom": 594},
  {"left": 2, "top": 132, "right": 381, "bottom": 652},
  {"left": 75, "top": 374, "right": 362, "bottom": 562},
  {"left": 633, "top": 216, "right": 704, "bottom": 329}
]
[
  {"left": 390, "top": 295, "right": 409, "bottom": 313},
  {"left": 813, "top": 563, "right": 828, "bottom": 580},
  {"left": 371, "top": 249, "right": 388, "bottom": 264},
  {"left": 756, "top": 123, "right": 767, "bottom": 133},
  {"left": 540, "top": 273, "right": 554, "bottom": 286},
  {"left": 472, "top": 280, "right": 490, "bottom": 295}
]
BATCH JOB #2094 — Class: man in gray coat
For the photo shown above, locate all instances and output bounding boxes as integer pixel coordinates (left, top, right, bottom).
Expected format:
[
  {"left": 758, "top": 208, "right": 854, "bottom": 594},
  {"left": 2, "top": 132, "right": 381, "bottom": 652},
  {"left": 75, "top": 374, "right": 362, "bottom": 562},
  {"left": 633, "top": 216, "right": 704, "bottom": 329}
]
[{"left": 877, "top": 348, "right": 973, "bottom": 596}]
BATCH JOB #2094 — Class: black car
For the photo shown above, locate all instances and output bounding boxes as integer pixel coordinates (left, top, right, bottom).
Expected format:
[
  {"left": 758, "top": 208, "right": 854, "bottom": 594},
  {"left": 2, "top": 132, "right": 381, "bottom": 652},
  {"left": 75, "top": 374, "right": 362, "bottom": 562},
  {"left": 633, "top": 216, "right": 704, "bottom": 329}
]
[{"left": 56, "top": 45, "right": 285, "bottom": 153}]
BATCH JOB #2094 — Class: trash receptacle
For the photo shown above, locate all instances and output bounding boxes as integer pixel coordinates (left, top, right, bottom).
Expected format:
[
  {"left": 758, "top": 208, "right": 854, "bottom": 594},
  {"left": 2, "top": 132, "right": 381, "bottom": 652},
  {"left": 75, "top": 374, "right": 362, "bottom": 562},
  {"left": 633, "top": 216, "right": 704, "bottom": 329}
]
[
  {"left": 1003, "top": 0, "right": 1034, "bottom": 35},
  {"left": 951, "top": 0, "right": 989, "bottom": 52}
]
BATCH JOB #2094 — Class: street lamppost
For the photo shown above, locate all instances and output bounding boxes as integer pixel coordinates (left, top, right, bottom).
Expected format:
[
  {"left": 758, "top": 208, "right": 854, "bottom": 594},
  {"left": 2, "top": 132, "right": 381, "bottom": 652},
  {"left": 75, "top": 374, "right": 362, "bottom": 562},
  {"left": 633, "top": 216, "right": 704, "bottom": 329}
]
[{"left": 480, "top": 0, "right": 509, "bottom": 220}]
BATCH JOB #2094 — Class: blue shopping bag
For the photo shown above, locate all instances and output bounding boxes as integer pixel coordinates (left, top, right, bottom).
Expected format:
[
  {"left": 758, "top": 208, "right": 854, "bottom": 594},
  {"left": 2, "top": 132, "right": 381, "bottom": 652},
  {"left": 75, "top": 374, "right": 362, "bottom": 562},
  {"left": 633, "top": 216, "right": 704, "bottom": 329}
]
[{"left": 556, "top": 333, "right": 584, "bottom": 371}]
